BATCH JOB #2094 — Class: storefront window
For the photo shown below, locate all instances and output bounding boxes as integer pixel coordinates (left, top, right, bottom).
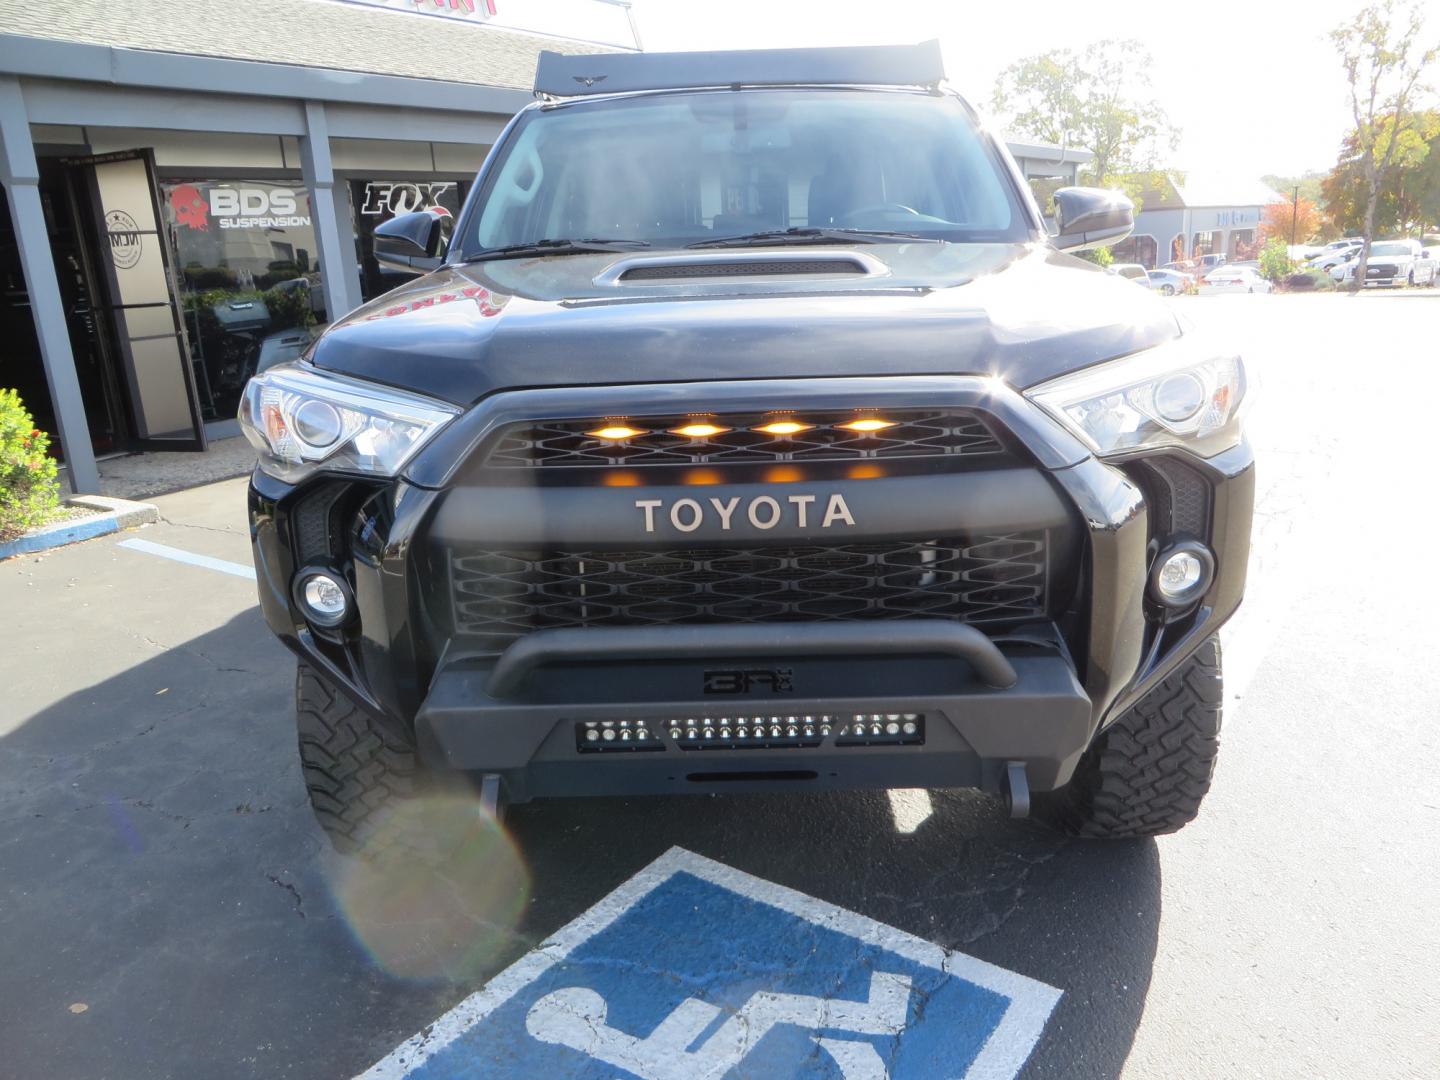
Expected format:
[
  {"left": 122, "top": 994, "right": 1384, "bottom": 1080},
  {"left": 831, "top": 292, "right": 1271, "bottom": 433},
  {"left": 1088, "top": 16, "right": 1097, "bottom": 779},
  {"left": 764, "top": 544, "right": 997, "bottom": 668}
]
[
  {"left": 1191, "top": 230, "right": 1223, "bottom": 258},
  {"left": 351, "top": 179, "right": 468, "bottom": 302},
  {"left": 161, "top": 178, "right": 326, "bottom": 420}
]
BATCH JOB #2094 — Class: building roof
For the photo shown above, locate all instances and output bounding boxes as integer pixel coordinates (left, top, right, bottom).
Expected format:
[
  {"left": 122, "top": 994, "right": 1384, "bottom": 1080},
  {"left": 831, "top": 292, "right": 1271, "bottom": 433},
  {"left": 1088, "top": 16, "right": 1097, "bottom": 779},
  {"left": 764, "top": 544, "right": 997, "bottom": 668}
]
[
  {"left": 1001, "top": 136, "right": 1094, "bottom": 164},
  {"left": 1132, "top": 172, "right": 1285, "bottom": 212},
  {"left": 0, "top": 0, "right": 614, "bottom": 90},
  {"left": 1173, "top": 175, "right": 1285, "bottom": 209}
]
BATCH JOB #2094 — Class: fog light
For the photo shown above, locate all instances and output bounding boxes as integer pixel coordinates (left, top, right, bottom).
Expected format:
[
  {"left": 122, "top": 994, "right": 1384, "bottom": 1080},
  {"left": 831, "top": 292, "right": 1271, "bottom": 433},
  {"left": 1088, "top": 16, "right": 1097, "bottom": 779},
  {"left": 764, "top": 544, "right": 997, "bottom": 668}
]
[
  {"left": 295, "top": 570, "right": 353, "bottom": 628},
  {"left": 1150, "top": 542, "right": 1215, "bottom": 607}
]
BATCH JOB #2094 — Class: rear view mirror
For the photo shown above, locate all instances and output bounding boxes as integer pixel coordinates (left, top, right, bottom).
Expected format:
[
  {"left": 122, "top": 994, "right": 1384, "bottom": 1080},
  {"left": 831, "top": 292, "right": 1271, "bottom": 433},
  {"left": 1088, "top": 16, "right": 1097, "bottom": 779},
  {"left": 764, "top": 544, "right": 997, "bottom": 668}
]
[
  {"left": 373, "top": 210, "right": 449, "bottom": 274},
  {"left": 1052, "top": 187, "right": 1134, "bottom": 253}
]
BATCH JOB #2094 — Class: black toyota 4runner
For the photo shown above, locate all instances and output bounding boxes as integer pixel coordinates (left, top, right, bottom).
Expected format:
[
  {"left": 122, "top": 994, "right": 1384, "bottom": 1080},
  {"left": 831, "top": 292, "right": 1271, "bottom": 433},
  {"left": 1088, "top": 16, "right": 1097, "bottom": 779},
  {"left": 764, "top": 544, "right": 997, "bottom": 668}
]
[{"left": 240, "top": 42, "right": 1252, "bottom": 852}]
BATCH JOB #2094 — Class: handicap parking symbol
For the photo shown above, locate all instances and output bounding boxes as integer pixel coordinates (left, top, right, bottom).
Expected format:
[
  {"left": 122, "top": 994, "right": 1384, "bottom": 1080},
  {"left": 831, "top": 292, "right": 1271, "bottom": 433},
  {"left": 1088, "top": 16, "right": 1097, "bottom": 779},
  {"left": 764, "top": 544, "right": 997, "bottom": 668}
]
[{"left": 362, "top": 848, "right": 1060, "bottom": 1080}]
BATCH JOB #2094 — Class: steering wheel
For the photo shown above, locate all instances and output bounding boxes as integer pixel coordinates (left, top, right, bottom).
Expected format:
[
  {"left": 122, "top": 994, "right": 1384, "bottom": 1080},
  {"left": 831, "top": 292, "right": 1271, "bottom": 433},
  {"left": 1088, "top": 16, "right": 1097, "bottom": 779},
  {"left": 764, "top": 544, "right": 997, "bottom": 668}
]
[{"left": 835, "top": 203, "right": 925, "bottom": 227}]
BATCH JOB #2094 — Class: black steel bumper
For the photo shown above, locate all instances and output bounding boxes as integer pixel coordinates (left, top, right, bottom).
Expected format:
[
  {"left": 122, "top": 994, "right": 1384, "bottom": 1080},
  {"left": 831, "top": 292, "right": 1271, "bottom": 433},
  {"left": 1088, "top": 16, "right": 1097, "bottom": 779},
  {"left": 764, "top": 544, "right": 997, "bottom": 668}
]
[{"left": 248, "top": 375, "right": 1254, "bottom": 802}]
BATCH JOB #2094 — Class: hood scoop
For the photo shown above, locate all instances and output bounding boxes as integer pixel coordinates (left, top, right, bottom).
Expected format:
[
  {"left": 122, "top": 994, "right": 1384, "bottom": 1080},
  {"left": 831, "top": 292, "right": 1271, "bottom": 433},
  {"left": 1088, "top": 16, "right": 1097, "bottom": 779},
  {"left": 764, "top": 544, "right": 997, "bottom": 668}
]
[{"left": 597, "top": 250, "right": 883, "bottom": 285}]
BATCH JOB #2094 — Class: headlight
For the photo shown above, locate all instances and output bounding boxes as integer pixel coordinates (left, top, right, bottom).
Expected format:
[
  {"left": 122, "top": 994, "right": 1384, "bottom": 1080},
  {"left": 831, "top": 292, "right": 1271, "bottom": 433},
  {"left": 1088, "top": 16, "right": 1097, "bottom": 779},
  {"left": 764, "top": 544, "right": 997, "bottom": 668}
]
[
  {"left": 239, "top": 363, "right": 459, "bottom": 483},
  {"left": 1025, "top": 337, "right": 1246, "bottom": 457}
]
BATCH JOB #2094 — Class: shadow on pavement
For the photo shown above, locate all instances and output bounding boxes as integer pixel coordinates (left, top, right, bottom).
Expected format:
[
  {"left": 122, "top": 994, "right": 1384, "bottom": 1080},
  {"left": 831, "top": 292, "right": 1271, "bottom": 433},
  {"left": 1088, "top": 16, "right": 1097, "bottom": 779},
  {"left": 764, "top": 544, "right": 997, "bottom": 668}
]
[{"left": 0, "top": 608, "right": 1160, "bottom": 1079}]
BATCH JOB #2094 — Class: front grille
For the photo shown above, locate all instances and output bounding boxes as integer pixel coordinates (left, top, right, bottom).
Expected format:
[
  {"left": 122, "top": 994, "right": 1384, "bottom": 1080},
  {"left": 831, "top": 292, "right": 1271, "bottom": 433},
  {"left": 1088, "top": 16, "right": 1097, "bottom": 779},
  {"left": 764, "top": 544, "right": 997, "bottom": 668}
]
[
  {"left": 449, "top": 533, "right": 1050, "bottom": 649},
  {"left": 485, "top": 409, "right": 1007, "bottom": 469}
]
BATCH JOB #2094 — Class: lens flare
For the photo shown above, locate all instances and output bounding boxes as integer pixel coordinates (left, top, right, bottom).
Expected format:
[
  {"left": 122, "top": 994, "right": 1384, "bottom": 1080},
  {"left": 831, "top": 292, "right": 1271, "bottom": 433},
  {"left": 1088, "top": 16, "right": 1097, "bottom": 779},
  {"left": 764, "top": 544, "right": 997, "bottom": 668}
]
[{"left": 329, "top": 792, "right": 530, "bottom": 981}]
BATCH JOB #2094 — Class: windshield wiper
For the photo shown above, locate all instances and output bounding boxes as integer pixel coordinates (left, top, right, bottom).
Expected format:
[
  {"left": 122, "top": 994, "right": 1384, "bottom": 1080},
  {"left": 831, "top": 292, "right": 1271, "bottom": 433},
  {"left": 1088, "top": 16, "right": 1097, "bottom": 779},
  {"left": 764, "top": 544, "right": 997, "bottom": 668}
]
[
  {"left": 687, "top": 227, "right": 939, "bottom": 249},
  {"left": 463, "top": 238, "right": 652, "bottom": 262}
]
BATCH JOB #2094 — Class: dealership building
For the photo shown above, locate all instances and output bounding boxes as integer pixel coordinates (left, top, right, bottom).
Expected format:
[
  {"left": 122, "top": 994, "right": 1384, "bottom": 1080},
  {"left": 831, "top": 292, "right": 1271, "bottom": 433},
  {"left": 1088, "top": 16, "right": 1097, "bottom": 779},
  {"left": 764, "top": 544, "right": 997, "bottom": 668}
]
[
  {"left": 1, "top": 0, "right": 1084, "bottom": 492},
  {"left": 1110, "top": 174, "right": 1284, "bottom": 270}
]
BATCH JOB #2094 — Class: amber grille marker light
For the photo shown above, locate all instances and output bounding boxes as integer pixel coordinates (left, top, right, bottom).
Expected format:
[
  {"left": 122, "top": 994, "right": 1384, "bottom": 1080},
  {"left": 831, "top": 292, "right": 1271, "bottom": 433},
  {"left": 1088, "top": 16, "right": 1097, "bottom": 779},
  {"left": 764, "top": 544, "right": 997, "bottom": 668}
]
[
  {"left": 755, "top": 420, "right": 813, "bottom": 435},
  {"left": 671, "top": 422, "right": 730, "bottom": 438},
  {"left": 839, "top": 418, "right": 898, "bottom": 432},
  {"left": 587, "top": 424, "right": 646, "bottom": 440}
]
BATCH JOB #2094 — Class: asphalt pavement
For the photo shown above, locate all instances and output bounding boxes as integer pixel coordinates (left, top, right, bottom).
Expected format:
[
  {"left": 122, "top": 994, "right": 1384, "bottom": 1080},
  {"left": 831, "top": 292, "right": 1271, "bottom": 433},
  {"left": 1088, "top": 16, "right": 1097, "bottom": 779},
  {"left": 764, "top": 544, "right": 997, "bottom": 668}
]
[{"left": 1, "top": 293, "right": 1436, "bottom": 1079}]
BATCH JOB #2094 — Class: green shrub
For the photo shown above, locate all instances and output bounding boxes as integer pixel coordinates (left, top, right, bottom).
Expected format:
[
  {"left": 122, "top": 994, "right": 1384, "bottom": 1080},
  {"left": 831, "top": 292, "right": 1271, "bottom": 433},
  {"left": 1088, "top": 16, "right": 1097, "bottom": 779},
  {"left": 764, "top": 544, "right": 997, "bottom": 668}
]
[
  {"left": 1075, "top": 245, "right": 1114, "bottom": 268},
  {"left": 0, "top": 389, "right": 62, "bottom": 542},
  {"left": 1258, "top": 238, "right": 1294, "bottom": 282}
]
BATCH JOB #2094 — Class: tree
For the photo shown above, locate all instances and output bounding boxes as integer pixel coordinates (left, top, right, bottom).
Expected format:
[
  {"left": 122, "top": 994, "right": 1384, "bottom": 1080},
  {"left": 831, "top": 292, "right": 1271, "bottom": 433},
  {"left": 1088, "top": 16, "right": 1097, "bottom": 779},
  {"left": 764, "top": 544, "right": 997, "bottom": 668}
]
[
  {"left": 991, "top": 39, "right": 1178, "bottom": 188},
  {"left": 1259, "top": 197, "right": 1323, "bottom": 245},
  {"left": 1331, "top": 0, "right": 1438, "bottom": 289},
  {"left": 1322, "top": 111, "right": 1440, "bottom": 235},
  {"left": 1261, "top": 171, "right": 1327, "bottom": 207}
]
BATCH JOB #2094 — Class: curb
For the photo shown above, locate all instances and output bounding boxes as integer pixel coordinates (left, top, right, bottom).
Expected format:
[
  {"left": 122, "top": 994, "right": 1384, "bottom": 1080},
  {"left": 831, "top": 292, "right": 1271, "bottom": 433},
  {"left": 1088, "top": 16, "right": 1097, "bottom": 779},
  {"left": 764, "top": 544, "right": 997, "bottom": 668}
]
[{"left": 0, "top": 495, "right": 159, "bottom": 560}]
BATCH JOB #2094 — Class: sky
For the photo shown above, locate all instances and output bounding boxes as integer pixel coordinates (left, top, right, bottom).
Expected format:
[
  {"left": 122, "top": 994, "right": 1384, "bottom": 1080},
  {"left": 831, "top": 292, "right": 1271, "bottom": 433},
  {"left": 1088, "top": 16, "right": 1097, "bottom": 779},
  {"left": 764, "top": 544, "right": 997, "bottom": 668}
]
[{"left": 626, "top": 0, "right": 1431, "bottom": 187}]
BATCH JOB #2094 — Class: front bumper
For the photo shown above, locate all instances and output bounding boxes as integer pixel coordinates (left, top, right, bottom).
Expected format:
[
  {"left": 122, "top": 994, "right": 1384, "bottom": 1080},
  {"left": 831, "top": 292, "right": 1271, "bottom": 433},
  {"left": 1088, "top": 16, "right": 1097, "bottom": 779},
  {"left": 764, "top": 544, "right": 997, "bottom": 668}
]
[{"left": 248, "top": 376, "right": 1254, "bottom": 802}]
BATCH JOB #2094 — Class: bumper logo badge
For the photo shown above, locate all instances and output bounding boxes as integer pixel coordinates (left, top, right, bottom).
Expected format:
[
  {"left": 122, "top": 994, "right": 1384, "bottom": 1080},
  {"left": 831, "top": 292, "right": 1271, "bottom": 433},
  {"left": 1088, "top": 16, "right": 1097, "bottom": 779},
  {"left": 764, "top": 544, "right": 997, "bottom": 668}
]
[
  {"left": 704, "top": 668, "right": 795, "bottom": 695},
  {"left": 634, "top": 494, "right": 855, "bottom": 533}
]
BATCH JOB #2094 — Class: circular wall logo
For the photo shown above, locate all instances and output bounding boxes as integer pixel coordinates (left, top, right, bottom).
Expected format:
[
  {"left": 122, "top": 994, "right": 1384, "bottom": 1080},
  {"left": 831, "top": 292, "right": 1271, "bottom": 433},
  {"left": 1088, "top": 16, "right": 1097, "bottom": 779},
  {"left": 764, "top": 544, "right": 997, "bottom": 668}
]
[{"left": 104, "top": 209, "right": 143, "bottom": 270}]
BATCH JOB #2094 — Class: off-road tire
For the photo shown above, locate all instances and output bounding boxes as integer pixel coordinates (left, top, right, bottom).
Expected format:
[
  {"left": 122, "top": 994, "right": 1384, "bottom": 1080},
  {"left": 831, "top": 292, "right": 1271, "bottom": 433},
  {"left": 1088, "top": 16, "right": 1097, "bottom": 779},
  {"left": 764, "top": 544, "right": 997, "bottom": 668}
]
[
  {"left": 1038, "top": 637, "right": 1222, "bottom": 838},
  {"left": 296, "top": 662, "right": 418, "bottom": 854}
]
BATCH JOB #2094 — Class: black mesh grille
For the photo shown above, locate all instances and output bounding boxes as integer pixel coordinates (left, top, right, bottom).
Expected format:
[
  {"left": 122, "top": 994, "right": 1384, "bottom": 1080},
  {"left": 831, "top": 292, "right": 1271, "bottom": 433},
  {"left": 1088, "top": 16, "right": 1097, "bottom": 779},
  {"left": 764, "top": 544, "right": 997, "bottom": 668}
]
[
  {"left": 290, "top": 482, "right": 347, "bottom": 564},
  {"left": 485, "top": 409, "right": 1007, "bottom": 469},
  {"left": 450, "top": 533, "right": 1050, "bottom": 648},
  {"left": 620, "top": 259, "right": 867, "bottom": 280},
  {"left": 1142, "top": 457, "right": 1210, "bottom": 538}
]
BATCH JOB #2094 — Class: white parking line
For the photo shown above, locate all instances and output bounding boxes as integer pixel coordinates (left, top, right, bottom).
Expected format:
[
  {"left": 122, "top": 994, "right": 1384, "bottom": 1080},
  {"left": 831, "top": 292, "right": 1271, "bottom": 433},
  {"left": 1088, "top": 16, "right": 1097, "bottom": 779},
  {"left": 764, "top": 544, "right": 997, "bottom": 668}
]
[{"left": 117, "top": 538, "right": 257, "bottom": 581}]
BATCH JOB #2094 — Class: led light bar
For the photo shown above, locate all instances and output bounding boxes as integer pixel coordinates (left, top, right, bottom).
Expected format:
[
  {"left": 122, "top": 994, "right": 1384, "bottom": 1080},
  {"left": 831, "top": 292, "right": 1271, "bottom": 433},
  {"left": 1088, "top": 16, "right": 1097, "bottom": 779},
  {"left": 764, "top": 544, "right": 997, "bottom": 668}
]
[
  {"left": 672, "top": 715, "right": 833, "bottom": 750},
  {"left": 572, "top": 714, "right": 926, "bottom": 753},
  {"left": 576, "top": 720, "right": 664, "bottom": 753},
  {"left": 835, "top": 713, "right": 924, "bottom": 746}
]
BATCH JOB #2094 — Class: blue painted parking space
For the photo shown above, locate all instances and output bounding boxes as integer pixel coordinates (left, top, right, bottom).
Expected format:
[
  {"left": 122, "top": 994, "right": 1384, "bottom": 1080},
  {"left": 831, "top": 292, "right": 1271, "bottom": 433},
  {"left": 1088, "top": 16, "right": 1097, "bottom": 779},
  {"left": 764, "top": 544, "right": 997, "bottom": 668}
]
[{"left": 362, "top": 848, "right": 1060, "bottom": 1080}]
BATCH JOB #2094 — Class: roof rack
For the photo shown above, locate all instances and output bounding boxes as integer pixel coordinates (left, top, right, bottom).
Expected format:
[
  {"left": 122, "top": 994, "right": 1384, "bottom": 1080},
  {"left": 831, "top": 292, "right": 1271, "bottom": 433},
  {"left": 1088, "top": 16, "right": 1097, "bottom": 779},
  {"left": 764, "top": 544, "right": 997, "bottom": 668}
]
[{"left": 533, "top": 40, "right": 945, "bottom": 99}]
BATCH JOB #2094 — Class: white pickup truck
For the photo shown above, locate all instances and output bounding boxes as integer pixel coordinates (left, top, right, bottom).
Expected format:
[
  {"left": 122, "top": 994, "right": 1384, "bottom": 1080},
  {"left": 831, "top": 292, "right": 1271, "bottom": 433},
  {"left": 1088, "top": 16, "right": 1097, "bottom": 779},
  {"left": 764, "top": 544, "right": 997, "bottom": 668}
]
[{"left": 1341, "top": 239, "right": 1438, "bottom": 288}]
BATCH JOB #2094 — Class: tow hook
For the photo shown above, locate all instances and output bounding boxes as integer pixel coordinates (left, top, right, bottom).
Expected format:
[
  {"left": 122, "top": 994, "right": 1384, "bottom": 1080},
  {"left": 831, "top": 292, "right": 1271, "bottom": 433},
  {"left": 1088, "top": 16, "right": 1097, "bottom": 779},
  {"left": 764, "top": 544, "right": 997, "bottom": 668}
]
[{"left": 1004, "top": 761, "right": 1031, "bottom": 819}]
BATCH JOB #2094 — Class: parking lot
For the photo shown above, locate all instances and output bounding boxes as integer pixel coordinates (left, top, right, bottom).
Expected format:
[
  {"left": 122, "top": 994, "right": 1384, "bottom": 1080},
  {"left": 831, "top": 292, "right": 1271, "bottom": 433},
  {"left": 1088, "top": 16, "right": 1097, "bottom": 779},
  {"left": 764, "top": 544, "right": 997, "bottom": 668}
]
[{"left": 2, "top": 292, "right": 1437, "bottom": 1080}]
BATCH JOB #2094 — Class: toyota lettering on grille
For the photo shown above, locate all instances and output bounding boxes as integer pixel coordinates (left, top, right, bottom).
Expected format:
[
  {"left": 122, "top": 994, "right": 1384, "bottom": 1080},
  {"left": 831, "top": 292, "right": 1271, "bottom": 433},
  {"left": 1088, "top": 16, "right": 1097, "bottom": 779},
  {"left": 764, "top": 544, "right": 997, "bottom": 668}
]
[{"left": 634, "top": 493, "right": 856, "bottom": 533}]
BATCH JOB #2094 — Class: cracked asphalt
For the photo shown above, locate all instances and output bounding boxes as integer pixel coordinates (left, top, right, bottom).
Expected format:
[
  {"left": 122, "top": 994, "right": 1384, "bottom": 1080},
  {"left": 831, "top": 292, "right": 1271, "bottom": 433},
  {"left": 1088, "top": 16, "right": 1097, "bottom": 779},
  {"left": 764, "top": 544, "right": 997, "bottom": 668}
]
[{"left": 2, "top": 293, "right": 1437, "bottom": 1079}]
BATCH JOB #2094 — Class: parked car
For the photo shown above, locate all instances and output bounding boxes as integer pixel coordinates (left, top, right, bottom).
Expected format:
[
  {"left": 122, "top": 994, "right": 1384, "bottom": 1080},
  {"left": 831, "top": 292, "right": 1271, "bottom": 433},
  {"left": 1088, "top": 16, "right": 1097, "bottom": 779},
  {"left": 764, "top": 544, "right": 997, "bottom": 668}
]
[
  {"left": 1329, "top": 248, "right": 1361, "bottom": 282},
  {"left": 1145, "top": 268, "right": 1189, "bottom": 295},
  {"left": 238, "top": 41, "right": 1253, "bottom": 849},
  {"left": 1355, "top": 240, "right": 1436, "bottom": 287},
  {"left": 1157, "top": 260, "right": 1203, "bottom": 279},
  {"left": 1310, "top": 240, "right": 1364, "bottom": 271},
  {"left": 1107, "top": 262, "right": 1149, "bottom": 283},
  {"left": 1198, "top": 266, "right": 1272, "bottom": 294},
  {"left": 1193, "top": 253, "right": 1227, "bottom": 274}
]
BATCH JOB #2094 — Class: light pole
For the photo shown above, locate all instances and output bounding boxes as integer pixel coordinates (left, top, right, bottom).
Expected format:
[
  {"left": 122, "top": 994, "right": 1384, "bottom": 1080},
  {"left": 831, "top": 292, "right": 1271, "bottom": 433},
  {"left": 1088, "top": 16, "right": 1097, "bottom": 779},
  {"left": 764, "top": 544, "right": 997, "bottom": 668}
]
[{"left": 1290, "top": 186, "right": 1300, "bottom": 246}]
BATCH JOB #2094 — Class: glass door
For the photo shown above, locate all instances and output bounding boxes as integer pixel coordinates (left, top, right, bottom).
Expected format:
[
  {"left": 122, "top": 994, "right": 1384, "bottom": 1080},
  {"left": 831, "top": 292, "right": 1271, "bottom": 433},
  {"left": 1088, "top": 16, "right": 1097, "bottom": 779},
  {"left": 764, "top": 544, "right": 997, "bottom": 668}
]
[{"left": 66, "top": 150, "right": 206, "bottom": 450}]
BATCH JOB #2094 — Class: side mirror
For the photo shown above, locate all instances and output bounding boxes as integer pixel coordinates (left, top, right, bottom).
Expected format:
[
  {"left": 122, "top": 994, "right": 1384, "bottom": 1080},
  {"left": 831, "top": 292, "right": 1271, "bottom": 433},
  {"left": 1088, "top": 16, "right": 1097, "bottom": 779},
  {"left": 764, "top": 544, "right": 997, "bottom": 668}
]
[
  {"left": 373, "top": 210, "right": 448, "bottom": 274},
  {"left": 1052, "top": 187, "right": 1134, "bottom": 252}
]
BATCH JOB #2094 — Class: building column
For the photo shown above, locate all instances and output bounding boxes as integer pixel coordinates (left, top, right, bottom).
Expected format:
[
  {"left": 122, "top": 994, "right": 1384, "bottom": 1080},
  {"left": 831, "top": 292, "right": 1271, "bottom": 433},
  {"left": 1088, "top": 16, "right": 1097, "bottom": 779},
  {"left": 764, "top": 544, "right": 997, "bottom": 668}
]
[
  {"left": 298, "top": 101, "right": 363, "bottom": 323},
  {"left": 0, "top": 76, "right": 99, "bottom": 494}
]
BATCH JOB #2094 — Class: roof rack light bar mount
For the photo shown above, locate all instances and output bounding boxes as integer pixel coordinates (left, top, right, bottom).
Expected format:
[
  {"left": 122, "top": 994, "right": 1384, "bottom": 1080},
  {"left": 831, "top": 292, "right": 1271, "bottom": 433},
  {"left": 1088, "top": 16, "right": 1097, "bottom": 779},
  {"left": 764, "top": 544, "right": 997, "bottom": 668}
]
[{"left": 534, "top": 40, "right": 945, "bottom": 99}]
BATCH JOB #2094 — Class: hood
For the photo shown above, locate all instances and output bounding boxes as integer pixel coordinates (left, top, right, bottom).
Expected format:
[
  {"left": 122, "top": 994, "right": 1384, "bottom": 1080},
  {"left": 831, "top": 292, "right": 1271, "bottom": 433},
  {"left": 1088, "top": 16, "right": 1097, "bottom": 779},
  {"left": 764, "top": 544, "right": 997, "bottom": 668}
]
[{"left": 309, "top": 243, "right": 1180, "bottom": 405}]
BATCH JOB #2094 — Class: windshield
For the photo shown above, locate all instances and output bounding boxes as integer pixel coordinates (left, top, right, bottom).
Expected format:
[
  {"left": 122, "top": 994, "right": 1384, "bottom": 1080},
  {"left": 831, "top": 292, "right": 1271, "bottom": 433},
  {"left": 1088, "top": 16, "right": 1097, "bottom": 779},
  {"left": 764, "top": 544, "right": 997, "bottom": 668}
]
[
  {"left": 460, "top": 89, "right": 1031, "bottom": 257},
  {"left": 1370, "top": 242, "right": 1410, "bottom": 257}
]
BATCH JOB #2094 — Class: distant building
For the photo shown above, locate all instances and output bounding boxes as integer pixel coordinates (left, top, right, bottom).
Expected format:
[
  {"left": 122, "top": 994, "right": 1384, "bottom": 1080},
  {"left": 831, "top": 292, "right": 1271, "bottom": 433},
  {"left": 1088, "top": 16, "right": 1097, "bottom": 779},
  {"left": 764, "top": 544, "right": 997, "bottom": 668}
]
[
  {"left": 1004, "top": 138, "right": 1093, "bottom": 190},
  {"left": 1112, "top": 175, "right": 1284, "bottom": 268}
]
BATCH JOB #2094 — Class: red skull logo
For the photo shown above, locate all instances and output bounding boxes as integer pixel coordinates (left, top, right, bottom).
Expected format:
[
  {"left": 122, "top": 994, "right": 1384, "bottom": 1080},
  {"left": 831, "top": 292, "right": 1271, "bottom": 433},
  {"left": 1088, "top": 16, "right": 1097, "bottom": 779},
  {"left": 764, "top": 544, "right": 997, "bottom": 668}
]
[{"left": 169, "top": 184, "right": 209, "bottom": 231}]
